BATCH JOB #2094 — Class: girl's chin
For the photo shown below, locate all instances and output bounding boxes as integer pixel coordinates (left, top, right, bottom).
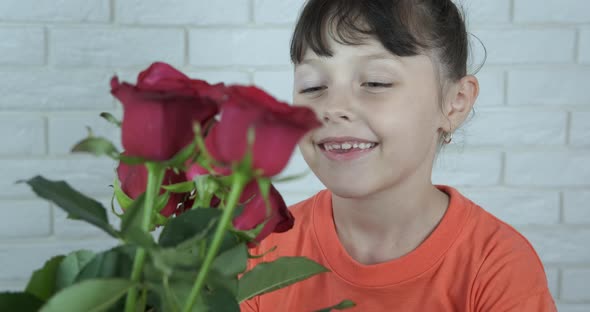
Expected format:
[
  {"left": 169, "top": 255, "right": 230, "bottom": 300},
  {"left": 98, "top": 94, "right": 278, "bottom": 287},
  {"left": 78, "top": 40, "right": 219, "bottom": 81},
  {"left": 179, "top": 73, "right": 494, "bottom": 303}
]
[{"left": 322, "top": 181, "right": 376, "bottom": 199}]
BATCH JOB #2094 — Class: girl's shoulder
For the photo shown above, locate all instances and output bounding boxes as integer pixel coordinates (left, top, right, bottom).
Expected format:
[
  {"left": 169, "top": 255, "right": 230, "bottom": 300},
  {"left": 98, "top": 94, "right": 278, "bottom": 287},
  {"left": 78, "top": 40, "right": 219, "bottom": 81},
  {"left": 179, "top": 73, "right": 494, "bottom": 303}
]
[{"left": 453, "top": 191, "right": 555, "bottom": 310}]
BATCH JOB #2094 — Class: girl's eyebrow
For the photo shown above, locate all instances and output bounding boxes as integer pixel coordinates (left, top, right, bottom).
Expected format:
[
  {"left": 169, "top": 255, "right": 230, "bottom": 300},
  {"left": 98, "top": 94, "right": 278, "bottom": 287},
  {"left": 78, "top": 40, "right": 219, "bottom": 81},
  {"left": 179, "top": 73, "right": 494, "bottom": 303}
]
[{"left": 300, "top": 53, "right": 397, "bottom": 65}]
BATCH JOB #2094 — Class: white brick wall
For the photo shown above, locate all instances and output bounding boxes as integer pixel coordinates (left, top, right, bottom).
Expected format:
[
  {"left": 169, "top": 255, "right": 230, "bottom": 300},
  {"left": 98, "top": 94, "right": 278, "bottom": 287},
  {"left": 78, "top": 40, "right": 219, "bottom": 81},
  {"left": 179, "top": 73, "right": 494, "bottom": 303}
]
[{"left": 0, "top": 0, "right": 588, "bottom": 308}]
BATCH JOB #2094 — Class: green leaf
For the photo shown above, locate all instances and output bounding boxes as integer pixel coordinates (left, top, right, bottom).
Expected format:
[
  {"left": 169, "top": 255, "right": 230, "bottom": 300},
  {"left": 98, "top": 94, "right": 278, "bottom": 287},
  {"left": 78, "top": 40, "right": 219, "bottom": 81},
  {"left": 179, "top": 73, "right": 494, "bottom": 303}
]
[
  {"left": 206, "top": 269, "right": 239, "bottom": 298},
  {"left": 314, "top": 300, "right": 356, "bottom": 312},
  {"left": 144, "top": 263, "right": 201, "bottom": 312},
  {"left": 74, "top": 246, "right": 135, "bottom": 283},
  {"left": 99, "top": 112, "right": 121, "bottom": 127},
  {"left": 212, "top": 244, "right": 248, "bottom": 276},
  {"left": 204, "top": 284, "right": 240, "bottom": 312},
  {"left": 231, "top": 220, "right": 266, "bottom": 244},
  {"left": 0, "top": 292, "right": 44, "bottom": 312},
  {"left": 113, "top": 178, "right": 133, "bottom": 210},
  {"left": 148, "top": 248, "right": 201, "bottom": 278},
  {"left": 158, "top": 208, "right": 221, "bottom": 248},
  {"left": 71, "top": 136, "right": 119, "bottom": 158},
  {"left": 162, "top": 180, "right": 196, "bottom": 193},
  {"left": 146, "top": 268, "right": 238, "bottom": 312},
  {"left": 147, "top": 274, "right": 202, "bottom": 312},
  {"left": 237, "top": 257, "right": 329, "bottom": 302},
  {"left": 55, "top": 250, "right": 95, "bottom": 291},
  {"left": 119, "top": 194, "right": 156, "bottom": 248},
  {"left": 24, "top": 176, "right": 118, "bottom": 237},
  {"left": 25, "top": 255, "right": 65, "bottom": 301},
  {"left": 39, "top": 278, "right": 135, "bottom": 312}
]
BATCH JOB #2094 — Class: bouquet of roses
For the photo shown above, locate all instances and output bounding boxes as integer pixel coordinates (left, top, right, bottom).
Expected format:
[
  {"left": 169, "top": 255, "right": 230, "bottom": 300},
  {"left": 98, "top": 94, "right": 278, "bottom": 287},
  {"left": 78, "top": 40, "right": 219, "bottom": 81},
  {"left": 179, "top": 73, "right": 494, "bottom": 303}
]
[{"left": 0, "top": 62, "right": 354, "bottom": 312}]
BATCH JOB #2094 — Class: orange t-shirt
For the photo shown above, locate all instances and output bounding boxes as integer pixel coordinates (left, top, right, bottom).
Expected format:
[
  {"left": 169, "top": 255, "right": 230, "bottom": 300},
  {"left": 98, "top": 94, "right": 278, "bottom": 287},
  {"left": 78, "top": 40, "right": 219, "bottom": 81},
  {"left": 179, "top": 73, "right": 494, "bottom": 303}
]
[{"left": 240, "top": 185, "right": 557, "bottom": 311}]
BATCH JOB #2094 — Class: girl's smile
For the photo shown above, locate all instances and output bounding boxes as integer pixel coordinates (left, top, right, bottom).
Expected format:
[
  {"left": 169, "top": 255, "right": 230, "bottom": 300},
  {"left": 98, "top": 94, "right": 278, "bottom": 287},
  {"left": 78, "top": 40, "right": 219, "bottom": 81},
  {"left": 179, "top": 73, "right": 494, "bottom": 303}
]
[{"left": 316, "top": 136, "right": 379, "bottom": 161}]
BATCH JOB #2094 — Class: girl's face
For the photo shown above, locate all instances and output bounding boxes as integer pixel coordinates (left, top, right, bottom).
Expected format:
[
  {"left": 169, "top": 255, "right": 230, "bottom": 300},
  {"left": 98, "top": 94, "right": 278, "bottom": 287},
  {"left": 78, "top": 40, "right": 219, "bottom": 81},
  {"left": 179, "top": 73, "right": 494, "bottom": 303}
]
[{"left": 293, "top": 36, "right": 448, "bottom": 198}]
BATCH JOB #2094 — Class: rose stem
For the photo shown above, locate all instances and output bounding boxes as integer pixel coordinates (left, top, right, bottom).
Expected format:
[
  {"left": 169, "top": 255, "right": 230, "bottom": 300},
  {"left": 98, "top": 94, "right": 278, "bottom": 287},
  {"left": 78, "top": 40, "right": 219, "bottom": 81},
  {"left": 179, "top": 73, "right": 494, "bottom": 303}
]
[
  {"left": 182, "top": 172, "right": 248, "bottom": 312},
  {"left": 124, "top": 162, "right": 165, "bottom": 312}
]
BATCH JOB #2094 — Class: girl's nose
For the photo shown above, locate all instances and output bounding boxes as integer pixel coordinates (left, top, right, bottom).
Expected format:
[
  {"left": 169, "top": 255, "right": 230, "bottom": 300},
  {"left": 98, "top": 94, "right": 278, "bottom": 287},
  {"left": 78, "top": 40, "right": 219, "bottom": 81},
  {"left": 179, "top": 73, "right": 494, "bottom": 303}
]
[{"left": 322, "top": 109, "right": 352, "bottom": 123}]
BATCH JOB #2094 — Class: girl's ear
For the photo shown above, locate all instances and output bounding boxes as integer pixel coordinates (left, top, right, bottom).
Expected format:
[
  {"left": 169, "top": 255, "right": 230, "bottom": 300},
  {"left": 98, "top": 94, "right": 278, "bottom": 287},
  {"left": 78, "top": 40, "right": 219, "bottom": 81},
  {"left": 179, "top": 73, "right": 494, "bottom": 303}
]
[{"left": 440, "top": 75, "right": 479, "bottom": 132}]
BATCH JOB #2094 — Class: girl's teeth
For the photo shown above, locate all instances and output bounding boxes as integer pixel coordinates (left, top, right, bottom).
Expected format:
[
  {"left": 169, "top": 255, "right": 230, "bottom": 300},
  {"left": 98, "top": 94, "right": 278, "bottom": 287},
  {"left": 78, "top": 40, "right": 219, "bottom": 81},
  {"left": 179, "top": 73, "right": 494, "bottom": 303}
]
[{"left": 323, "top": 142, "right": 376, "bottom": 151}]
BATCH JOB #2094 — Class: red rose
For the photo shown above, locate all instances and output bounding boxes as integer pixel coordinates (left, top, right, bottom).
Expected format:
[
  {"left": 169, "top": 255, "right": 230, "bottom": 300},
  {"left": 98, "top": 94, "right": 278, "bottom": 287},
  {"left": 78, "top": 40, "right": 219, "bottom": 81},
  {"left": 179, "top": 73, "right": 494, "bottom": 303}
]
[
  {"left": 204, "top": 85, "right": 321, "bottom": 177},
  {"left": 234, "top": 181, "right": 294, "bottom": 247},
  {"left": 186, "top": 162, "right": 294, "bottom": 246},
  {"left": 110, "top": 62, "right": 222, "bottom": 161},
  {"left": 117, "top": 161, "right": 188, "bottom": 217}
]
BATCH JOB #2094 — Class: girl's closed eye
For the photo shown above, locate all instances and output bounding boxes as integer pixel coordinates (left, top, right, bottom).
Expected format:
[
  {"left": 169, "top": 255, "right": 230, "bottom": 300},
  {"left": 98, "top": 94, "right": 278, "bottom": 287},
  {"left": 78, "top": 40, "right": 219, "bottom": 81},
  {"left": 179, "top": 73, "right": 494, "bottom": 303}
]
[
  {"left": 300, "top": 86, "right": 327, "bottom": 94},
  {"left": 361, "top": 82, "right": 393, "bottom": 88}
]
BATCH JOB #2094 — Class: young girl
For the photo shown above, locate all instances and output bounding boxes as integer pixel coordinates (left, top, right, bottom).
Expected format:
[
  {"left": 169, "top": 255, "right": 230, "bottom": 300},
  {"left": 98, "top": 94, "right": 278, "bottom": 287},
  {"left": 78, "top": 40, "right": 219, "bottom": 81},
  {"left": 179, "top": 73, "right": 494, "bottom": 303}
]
[{"left": 241, "top": 0, "right": 557, "bottom": 311}]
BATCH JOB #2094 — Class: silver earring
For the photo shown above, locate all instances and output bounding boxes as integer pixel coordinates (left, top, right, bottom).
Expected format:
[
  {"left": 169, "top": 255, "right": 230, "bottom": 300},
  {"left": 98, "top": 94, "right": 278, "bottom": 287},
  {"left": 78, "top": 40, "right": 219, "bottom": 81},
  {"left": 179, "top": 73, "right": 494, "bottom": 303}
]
[{"left": 443, "top": 132, "right": 453, "bottom": 144}]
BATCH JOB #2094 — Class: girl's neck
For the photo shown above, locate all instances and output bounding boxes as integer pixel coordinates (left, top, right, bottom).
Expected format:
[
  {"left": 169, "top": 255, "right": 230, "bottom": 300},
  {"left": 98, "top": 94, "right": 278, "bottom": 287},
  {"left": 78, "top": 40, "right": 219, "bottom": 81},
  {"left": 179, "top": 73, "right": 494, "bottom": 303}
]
[{"left": 331, "top": 180, "right": 449, "bottom": 265}]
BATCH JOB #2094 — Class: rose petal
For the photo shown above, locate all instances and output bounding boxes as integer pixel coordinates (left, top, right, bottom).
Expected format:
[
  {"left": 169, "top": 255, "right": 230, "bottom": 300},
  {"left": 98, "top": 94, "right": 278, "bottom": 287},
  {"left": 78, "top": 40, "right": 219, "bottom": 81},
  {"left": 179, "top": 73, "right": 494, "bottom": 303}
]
[{"left": 233, "top": 182, "right": 294, "bottom": 246}]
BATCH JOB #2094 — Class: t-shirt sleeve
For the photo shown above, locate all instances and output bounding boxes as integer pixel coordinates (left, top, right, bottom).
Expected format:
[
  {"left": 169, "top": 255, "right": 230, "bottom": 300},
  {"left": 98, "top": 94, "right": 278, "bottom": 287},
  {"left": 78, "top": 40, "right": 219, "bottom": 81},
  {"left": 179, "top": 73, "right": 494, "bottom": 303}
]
[
  {"left": 470, "top": 229, "right": 557, "bottom": 312},
  {"left": 503, "top": 289, "right": 557, "bottom": 312}
]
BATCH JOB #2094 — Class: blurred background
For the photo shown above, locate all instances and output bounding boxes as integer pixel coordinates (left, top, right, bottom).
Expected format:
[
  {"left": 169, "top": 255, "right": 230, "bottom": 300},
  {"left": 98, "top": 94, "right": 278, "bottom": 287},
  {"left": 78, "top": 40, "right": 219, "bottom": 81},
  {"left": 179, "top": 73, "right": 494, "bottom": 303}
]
[{"left": 0, "top": 0, "right": 588, "bottom": 310}]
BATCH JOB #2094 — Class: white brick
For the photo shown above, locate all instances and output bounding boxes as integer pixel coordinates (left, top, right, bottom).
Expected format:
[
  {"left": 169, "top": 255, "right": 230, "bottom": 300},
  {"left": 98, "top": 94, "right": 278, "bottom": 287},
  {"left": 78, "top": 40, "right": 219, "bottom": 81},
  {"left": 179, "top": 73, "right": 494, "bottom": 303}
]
[
  {"left": 0, "top": 279, "right": 26, "bottom": 292},
  {"left": 432, "top": 151, "right": 502, "bottom": 186},
  {"left": 461, "top": 111, "right": 566, "bottom": 146},
  {"left": 0, "top": 157, "right": 117, "bottom": 199},
  {"left": 0, "top": 240, "right": 117, "bottom": 280},
  {"left": 557, "top": 304, "right": 590, "bottom": 312},
  {"left": 473, "top": 69, "right": 504, "bottom": 106},
  {"left": 51, "top": 27, "right": 184, "bottom": 67},
  {"left": 53, "top": 197, "right": 120, "bottom": 240},
  {"left": 115, "top": 69, "right": 251, "bottom": 87},
  {"left": 520, "top": 228, "right": 590, "bottom": 263},
  {"left": 187, "top": 71, "right": 251, "bottom": 85},
  {"left": 506, "top": 152, "right": 590, "bottom": 186},
  {"left": 273, "top": 150, "right": 325, "bottom": 195},
  {"left": 255, "top": 0, "right": 512, "bottom": 25},
  {"left": 0, "top": 0, "right": 109, "bottom": 22},
  {"left": 570, "top": 112, "right": 590, "bottom": 146},
  {"left": 564, "top": 191, "right": 590, "bottom": 224},
  {"left": 254, "top": 0, "right": 305, "bottom": 24},
  {"left": 0, "top": 70, "right": 115, "bottom": 111},
  {"left": 0, "top": 114, "right": 45, "bottom": 156},
  {"left": 189, "top": 29, "right": 292, "bottom": 67},
  {"left": 562, "top": 269, "right": 590, "bottom": 300},
  {"left": 0, "top": 27, "right": 44, "bottom": 66},
  {"left": 580, "top": 28, "right": 590, "bottom": 65},
  {"left": 460, "top": 189, "right": 560, "bottom": 225},
  {"left": 472, "top": 29, "right": 575, "bottom": 64},
  {"left": 48, "top": 113, "right": 122, "bottom": 155},
  {"left": 508, "top": 69, "right": 590, "bottom": 106},
  {"left": 545, "top": 268, "right": 559, "bottom": 300},
  {"left": 116, "top": 0, "right": 248, "bottom": 25},
  {"left": 253, "top": 70, "right": 294, "bottom": 103},
  {"left": 0, "top": 200, "right": 51, "bottom": 239},
  {"left": 514, "top": 0, "right": 590, "bottom": 23},
  {"left": 458, "top": 0, "right": 511, "bottom": 24}
]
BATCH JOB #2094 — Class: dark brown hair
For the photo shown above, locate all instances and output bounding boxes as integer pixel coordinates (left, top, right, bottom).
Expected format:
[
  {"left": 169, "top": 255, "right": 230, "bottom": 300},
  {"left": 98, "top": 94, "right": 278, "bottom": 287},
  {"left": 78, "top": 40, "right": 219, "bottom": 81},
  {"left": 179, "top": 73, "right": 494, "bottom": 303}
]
[{"left": 290, "top": 0, "right": 470, "bottom": 82}]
